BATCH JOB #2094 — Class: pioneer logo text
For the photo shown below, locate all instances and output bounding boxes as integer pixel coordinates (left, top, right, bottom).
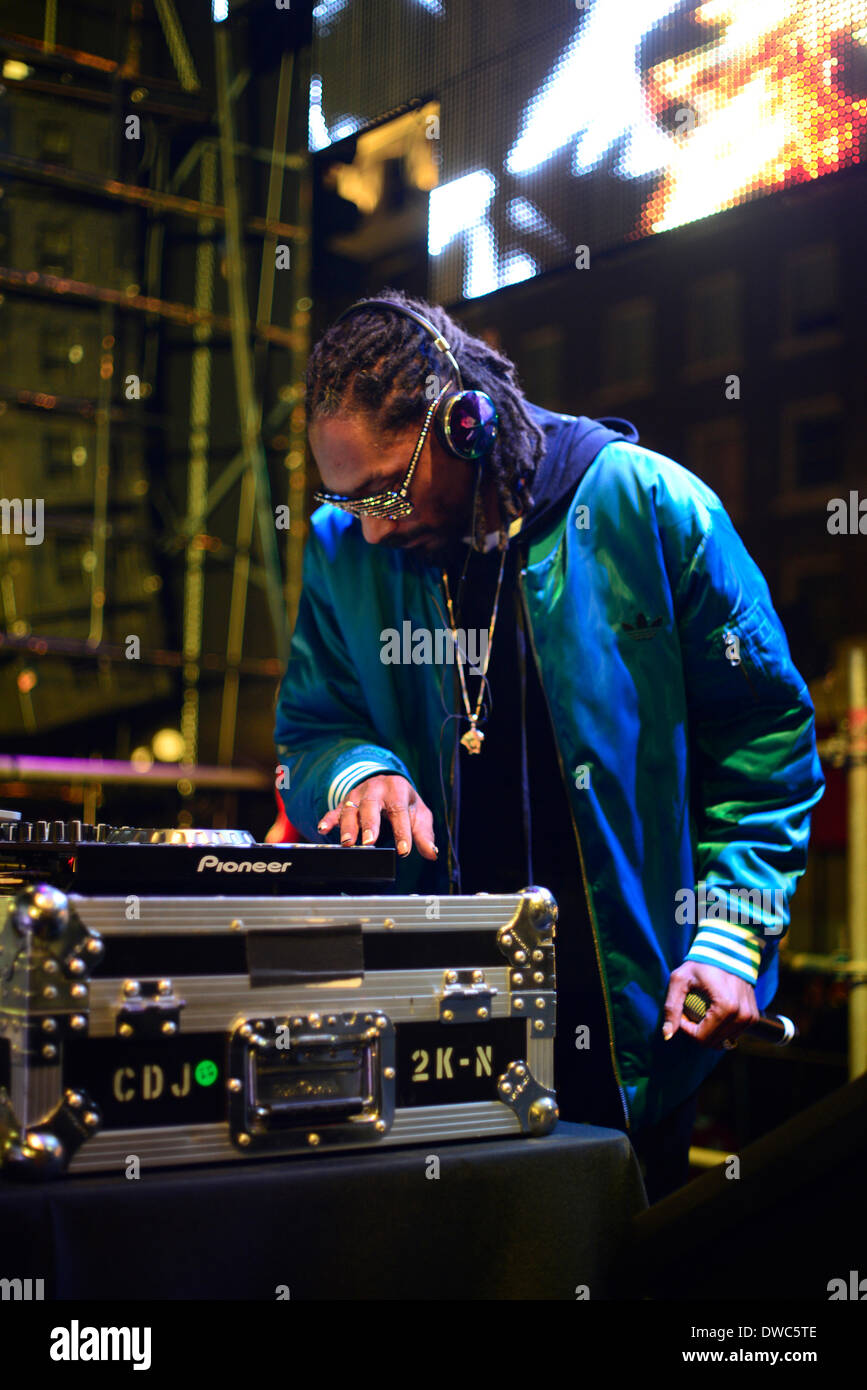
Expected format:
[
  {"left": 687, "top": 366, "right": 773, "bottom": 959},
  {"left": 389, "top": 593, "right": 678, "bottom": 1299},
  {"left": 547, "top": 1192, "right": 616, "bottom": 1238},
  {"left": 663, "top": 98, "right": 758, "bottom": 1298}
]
[{"left": 196, "top": 855, "right": 293, "bottom": 873}]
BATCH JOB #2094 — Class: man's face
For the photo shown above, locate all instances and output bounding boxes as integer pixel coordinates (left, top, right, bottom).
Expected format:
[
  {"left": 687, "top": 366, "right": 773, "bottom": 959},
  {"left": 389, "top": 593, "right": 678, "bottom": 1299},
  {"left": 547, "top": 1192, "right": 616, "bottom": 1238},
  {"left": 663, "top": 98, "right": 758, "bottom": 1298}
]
[{"left": 309, "top": 412, "right": 477, "bottom": 564}]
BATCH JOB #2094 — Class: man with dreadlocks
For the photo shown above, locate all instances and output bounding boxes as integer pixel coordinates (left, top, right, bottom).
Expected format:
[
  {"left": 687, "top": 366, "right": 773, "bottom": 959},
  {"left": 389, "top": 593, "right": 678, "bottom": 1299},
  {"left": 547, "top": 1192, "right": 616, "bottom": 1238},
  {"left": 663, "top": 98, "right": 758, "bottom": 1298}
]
[{"left": 274, "top": 289, "right": 823, "bottom": 1202}]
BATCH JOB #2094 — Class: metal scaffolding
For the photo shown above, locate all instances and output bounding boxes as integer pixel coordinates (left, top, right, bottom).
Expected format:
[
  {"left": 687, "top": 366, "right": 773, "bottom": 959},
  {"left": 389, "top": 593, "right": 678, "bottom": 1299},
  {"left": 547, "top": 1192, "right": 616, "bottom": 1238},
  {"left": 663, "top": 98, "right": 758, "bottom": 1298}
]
[{"left": 0, "top": 3, "right": 312, "bottom": 795}]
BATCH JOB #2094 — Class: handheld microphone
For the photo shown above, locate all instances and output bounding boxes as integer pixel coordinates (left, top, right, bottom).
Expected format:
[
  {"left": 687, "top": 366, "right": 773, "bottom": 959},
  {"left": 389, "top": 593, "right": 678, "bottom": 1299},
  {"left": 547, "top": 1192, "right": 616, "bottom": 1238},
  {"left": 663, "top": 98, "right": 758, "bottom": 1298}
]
[{"left": 682, "top": 989, "right": 798, "bottom": 1046}]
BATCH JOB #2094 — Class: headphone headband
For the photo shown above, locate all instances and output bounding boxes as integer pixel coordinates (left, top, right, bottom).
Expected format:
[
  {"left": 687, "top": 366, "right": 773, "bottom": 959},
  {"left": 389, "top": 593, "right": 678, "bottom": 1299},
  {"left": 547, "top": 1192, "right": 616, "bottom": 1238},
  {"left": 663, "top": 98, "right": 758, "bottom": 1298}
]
[
  {"left": 333, "top": 298, "right": 464, "bottom": 391},
  {"left": 330, "top": 297, "right": 498, "bottom": 463}
]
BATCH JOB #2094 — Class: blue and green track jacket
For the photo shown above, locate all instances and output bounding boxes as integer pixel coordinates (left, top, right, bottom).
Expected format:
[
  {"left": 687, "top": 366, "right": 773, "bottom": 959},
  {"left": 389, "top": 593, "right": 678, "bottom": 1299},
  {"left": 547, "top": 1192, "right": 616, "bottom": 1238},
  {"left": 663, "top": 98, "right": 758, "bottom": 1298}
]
[{"left": 275, "top": 406, "right": 824, "bottom": 1132}]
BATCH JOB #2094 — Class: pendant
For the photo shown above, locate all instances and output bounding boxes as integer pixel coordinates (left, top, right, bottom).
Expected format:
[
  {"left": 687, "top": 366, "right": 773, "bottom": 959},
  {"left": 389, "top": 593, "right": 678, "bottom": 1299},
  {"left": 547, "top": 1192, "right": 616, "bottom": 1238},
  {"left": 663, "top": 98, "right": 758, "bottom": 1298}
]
[{"left": 460, "top": 724, "right": 484, "bottom": 754}]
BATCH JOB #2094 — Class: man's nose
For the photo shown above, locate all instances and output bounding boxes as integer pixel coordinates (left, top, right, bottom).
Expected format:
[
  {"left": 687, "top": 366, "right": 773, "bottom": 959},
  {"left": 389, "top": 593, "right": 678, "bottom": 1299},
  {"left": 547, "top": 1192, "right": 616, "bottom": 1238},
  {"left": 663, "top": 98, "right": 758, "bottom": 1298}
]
[{"left": 360, "top": 515, "right": 399, "bottom": 545}]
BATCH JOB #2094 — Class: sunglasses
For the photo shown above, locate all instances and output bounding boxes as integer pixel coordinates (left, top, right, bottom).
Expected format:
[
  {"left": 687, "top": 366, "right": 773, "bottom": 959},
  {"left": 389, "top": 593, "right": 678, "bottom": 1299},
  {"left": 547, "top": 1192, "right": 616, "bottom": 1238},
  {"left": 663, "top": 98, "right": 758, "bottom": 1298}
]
[{"left": 312, "top": 383, "right": 450, "bottom": 521}]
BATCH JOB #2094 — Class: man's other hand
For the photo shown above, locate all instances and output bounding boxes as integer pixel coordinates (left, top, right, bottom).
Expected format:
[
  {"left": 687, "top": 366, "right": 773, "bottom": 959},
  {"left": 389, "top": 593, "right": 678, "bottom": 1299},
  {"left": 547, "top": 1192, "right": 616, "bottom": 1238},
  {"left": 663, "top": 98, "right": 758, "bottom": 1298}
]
[
  {"left": 316, "top": 774, "right": 438, "bottom": 860},
  {"left": 662, "top": 962, "right": 759, "bottom": 1049}
]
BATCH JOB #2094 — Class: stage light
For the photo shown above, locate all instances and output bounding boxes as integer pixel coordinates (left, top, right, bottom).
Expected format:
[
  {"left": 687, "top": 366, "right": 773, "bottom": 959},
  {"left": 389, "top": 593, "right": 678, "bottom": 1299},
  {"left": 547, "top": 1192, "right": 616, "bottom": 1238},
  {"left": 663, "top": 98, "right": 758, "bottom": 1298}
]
[
  {"left": 313, "top": 0, "right": 351, "bottom": 26},
  {"left": 500, "top": 251, "right": 538, "bottom": 286},
  {"left": 329, "top": 118, "right": 361, "bottom": 142},
  {"left": 2, "top": 61, "right": 33, "bottom": 81},
  {"left": 506, "top": 198, "right": 546, "bottom": 233},
  {"left": 152, "top": 728, "right": 185, "bottom": 763},
  {"left": 308, "top": 75, "right": 330, "bottom": 151},
  {"left": 506, "top": 0, "right": 677, "bottom": 177},
  {"left": 428, "top": 171, "right": 496, "bottom": 255},
  {"left": 463, "top": 222, "right": 499, "bottom": 299},
  {"left": 308, "top": 73, "right": 360, "bottom": 151},
  {"left": 211, "top": 0, "right": 228, "bottom": 22}
]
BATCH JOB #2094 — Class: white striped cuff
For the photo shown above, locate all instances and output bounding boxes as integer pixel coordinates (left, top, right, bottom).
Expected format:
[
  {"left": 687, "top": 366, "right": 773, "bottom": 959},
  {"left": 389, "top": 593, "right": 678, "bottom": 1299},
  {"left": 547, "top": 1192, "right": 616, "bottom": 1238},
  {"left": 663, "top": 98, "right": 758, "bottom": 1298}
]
[
  {"left": 327, "top": 760, "right": 396, "bottom": 812},
  {"left": 685, "top": 920, "right": 764, "bottom": 986}
]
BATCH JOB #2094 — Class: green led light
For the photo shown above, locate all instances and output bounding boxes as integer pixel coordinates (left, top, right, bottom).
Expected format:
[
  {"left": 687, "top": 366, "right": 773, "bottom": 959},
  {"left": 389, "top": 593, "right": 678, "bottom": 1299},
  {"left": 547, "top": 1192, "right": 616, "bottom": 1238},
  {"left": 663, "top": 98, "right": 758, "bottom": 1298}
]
[{"left": 195, "top": 1059, "right": 219, "bottom": 1087}]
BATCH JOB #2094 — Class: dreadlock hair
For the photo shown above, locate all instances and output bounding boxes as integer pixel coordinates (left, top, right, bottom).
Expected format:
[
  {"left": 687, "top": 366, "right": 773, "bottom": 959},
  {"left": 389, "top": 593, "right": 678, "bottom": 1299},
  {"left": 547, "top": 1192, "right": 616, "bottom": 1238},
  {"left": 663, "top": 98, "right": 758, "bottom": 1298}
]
[{"left": 305, "top": 288, "right": 546, "bottom": 551}]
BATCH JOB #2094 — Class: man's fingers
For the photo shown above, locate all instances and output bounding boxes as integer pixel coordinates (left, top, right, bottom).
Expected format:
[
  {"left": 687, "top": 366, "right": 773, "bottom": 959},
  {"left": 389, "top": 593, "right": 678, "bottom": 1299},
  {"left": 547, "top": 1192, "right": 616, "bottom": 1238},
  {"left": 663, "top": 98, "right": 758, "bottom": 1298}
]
[
  {"left": 317, "top": 807, "right": 341, "bottom": 835},
  {"left": 686, "top": 996, "right": 760, "bottom": 1048},
  {"left": 317, "top": 776, "right": 437, "bottom": 858},
  {"left": 316, "top": 799, "right": 363, "bottom": 844},
  {"left": 338, "top": 802, "right": 360, "bottom": 845},
  {"left": 356, "top": 796, "right": 382, "bottom": 847},
  {"left": 709, "top": 1001, "right": 760, "bottom": 1049},
  {"left": 383, "top": 800, "right": 412, "bottom": 856},
  {"left": 664, "top": 966, "right": 760, "bottom": 1050},
  {"left": 689, "top": 1005, "right": 735, "bottom": 1047},
  {"left": 662, "top": 972, "right": 689, "bottom": 1040},
  {"left": 409, "top": 800, "right": 438, "bottom": 859}
]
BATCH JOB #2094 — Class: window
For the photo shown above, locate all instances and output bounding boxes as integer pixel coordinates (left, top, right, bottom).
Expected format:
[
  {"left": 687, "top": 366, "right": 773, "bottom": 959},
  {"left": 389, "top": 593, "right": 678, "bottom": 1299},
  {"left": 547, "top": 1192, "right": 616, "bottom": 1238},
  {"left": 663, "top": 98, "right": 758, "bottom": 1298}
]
[
  {"left": 52, "top": 536, "right": 82, "bottom": 583},
  {"left": 791, "top": 415, "right": 843, "bottom": 489},
  {"left": 38, "top": 122, "right": 72, "bottom": 166},
  {"left": 685, "top": 271, "right": 741, "bottom": 375},
  {"left": 42, "top": 432, "right": 75, "bottom": 475},
  {"left": 40, "top": 326, "right": 69, "bottom": 374},
  {"left": 601, "top": 297, "right": 654, "bottom": 395},
  {"left": 518, "top": 324, "right": 563, "bottom": 410},
  {"left": 781, "top": 244, "right": 839, "bottom": 337},
  {"left": 686, "top": 417, "right": 745, "bottom": 523},
  {"left": 36, "top": 223, "right": 72, "bottom": 276},
  {"left": 780, "top": 394, "right": 844, "bottom": 502}
]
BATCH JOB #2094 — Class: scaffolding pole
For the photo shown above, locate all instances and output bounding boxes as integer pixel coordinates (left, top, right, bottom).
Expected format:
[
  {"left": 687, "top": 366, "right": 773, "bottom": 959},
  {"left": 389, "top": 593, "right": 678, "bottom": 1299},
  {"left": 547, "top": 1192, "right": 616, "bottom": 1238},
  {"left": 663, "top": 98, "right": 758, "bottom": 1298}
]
[
  {"left": 181, "top": 146, "right": 218, "bottom": 772},
  {"left": 214, "top": 26, "right": 291, "bottom": 767}
]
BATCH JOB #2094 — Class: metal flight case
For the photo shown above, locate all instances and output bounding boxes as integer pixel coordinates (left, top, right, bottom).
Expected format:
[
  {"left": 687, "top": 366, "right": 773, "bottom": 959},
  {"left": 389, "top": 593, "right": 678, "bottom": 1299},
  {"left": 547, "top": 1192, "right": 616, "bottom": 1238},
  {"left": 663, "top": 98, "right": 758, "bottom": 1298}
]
[{"left": 0, "top": 824, "right": 558, "bottom": 1177}]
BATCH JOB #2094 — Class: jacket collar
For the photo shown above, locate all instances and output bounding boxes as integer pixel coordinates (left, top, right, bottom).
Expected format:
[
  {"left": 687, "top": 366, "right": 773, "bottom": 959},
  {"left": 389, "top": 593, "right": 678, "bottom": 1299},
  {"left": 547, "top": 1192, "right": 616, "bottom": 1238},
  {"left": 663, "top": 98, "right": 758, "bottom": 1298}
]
[{"left": 513, "top": 402, "right": 637, "bottom": 542}]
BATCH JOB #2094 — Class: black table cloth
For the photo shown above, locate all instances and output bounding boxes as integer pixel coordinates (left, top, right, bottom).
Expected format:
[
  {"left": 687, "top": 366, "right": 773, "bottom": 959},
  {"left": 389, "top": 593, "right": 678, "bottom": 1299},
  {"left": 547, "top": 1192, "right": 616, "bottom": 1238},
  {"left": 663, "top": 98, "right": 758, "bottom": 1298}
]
[{"left": 0, "top": 1121, "right": 647, "bottom": 1300}]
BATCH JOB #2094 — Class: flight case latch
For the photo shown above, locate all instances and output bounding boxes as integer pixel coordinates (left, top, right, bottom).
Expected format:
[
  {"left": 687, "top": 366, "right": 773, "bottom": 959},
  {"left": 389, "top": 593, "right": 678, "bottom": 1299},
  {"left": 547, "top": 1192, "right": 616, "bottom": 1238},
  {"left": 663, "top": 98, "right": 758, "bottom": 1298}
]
[
  {"left": 438, "top": 968, "right": 496, "bottom": 1024},
  {"left": 116, "top": 979, "right": 185, "bottom": 1040}
]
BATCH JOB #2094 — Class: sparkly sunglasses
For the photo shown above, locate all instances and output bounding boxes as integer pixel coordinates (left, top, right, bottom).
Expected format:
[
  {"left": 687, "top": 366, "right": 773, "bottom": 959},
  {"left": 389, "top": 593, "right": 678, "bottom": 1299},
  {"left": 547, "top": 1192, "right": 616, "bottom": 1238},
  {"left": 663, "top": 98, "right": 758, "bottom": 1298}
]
[{"left": 312, "top": 383, "right": 451, "bottom": 521}]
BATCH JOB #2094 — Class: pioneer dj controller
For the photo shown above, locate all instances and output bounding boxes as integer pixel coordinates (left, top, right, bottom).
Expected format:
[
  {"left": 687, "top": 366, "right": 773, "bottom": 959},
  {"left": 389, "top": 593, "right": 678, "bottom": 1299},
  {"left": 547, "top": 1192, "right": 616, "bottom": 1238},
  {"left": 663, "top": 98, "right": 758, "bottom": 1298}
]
[
  {"left": 0, "top": 815, "right": 395, "bottom": 895},
  {"left": 0, "top": 808, "right": 559, "bottom": 1178}
]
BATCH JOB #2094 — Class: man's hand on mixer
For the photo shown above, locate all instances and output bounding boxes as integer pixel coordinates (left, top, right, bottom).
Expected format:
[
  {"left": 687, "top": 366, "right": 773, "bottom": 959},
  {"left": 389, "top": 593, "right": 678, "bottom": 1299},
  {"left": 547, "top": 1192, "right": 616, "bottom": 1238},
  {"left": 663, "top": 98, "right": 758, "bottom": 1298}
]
[{"left": 317, "top": 774, "right": 438, "bottom": 860}]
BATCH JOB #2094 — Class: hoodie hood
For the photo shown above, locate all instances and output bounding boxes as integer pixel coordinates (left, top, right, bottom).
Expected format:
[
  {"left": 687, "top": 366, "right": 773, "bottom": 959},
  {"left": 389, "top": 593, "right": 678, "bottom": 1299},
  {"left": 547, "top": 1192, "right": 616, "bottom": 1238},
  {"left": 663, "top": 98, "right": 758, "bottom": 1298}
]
[
  {"left": 517, "top": 403, "right": 639, "bottom": 541},
  {"left": 406, "top": 403, "right": 639, "bottom": 568}
]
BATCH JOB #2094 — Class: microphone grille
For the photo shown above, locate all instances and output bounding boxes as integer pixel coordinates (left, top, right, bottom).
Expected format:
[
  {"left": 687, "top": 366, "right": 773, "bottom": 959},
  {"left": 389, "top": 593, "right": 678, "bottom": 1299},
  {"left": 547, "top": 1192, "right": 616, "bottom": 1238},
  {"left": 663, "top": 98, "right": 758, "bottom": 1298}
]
[{"left": 683, "top": 990, "right": 709, "bottom": 1023}]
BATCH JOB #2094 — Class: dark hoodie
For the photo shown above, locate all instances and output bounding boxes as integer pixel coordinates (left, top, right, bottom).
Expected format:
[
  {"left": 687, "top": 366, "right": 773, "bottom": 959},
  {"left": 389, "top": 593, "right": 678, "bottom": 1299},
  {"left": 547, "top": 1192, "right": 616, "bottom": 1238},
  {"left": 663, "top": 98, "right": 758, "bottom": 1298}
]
[
  {"left": 444, "top": 401, "right": 638, "bottom": 889},
  {"left": 444, "top": 402, "right": 638, "bottom": 1130},
  {"left": 519, "top": 404, "right": 638, "bottom": 541}
]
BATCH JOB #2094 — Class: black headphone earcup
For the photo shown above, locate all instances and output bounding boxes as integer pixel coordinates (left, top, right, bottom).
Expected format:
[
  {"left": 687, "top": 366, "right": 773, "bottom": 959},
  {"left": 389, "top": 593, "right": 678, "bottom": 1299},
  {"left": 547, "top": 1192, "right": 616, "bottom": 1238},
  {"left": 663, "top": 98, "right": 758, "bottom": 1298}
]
[{"left": 435, "top": 390, "right": 499, "bottom": 461}]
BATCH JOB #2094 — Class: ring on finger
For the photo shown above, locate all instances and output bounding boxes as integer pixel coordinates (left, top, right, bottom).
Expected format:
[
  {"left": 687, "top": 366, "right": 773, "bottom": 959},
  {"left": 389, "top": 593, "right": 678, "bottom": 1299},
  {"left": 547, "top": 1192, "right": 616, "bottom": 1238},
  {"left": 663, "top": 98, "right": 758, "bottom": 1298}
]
[{"left": 342, "top": 800, "right": 359, "bottom": 810}]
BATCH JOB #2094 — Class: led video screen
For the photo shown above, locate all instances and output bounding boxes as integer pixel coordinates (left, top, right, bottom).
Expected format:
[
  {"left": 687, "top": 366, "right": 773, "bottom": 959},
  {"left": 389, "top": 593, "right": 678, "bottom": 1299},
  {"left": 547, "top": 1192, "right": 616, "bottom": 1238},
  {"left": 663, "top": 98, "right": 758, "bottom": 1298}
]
[{"left": 311, "top": 0, "right": 867, "bottom": 301}]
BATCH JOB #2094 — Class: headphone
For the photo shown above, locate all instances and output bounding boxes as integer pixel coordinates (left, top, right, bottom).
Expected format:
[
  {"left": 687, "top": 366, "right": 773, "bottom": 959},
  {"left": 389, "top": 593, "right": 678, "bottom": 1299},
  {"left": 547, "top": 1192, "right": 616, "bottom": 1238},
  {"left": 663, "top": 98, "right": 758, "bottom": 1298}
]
[{"left": 332, "top": 298, "right": 499, "bottom": 462}]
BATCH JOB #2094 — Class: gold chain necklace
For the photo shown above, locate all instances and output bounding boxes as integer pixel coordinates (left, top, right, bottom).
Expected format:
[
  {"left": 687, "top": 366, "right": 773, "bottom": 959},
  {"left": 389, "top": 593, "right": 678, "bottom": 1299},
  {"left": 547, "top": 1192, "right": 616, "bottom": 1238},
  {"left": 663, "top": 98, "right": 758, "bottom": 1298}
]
[{"left": 441, "top": 540, "right": 508, "bottom": 754}]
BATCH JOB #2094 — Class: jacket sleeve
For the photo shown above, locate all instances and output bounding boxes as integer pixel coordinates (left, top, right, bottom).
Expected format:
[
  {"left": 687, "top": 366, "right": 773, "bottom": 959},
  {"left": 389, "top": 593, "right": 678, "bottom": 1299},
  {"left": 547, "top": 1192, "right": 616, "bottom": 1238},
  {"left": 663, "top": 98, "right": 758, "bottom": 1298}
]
[
  {"left": 274, "top": 522, "right": 415, "bottom": 838},
  {"left": 669, "top": 491, "right": 824, "bottom": 987}
]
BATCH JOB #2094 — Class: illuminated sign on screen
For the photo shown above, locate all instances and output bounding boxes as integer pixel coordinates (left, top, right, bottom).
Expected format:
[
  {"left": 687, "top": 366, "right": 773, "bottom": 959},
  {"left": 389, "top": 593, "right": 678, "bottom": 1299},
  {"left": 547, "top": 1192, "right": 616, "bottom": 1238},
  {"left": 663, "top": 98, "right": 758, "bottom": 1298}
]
[{"left": 312, "top": 1, "right": 867, "bottom": 300}]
